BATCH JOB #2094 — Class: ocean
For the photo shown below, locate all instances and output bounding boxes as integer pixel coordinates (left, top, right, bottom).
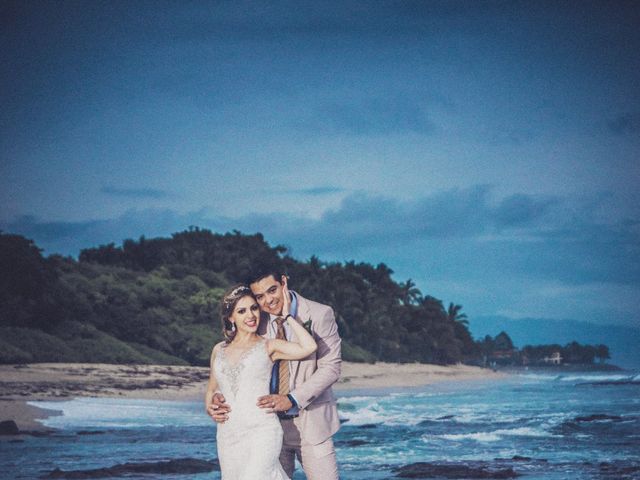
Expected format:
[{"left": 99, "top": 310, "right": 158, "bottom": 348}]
[{"left": 3, "top": 370, "right": 639, "bottom": 479}]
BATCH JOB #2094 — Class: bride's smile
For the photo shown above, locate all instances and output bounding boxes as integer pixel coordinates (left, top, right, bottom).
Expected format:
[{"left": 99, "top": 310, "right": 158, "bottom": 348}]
[{"left": 231, "top": 298, "right": 261, "bottom": 333}]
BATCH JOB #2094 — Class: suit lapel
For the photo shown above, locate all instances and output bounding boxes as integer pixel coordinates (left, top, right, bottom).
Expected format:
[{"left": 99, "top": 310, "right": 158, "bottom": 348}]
[{"left": 292, "top": 292, "right": 311, "bottom": 381}]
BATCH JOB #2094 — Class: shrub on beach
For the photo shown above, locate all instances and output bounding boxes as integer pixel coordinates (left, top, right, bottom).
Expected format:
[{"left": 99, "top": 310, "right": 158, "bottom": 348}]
[
  {"left": 342, "top": 341, "right": 376, "bottom": 363},
  {"left": 64, "top": 335, "right": 154, "bottom": 364},
  {"left": 177, "top": 324, "right": 221, "bottom": 366},
  {"left": 0, "top": 337, "right": 33, "bottom": 363},
  {"left": 126, "top": 342, "right": 189, "bottom": 366},
  {"left": 0, "top": 327, "right": 75, "bottom": 362},
  {"left": 52, "top": 321, "right": 170, "bottom": 364}
]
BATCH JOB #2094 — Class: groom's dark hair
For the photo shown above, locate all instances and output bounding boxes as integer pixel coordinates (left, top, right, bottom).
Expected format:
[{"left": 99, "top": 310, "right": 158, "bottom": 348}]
[{"left": 244, "top": 266, "right": 287, "bottom": 286}]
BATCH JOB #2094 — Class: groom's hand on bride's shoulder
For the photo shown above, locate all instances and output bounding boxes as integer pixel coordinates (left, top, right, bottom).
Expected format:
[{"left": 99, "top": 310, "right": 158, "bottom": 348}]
[{"left": 207, "top": 393, "right": 231, "bottom": 423}]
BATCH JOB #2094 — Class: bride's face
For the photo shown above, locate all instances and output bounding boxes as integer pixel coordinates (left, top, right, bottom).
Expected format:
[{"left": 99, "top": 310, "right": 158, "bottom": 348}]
[{"left": 230, "top": 295, "right": 260, "bottom": 333}]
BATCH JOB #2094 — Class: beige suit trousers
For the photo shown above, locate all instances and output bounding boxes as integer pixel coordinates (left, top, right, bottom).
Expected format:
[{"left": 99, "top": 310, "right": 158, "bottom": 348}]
[{"left": 280, "top": 419, "right": 339, "bottom": 480}]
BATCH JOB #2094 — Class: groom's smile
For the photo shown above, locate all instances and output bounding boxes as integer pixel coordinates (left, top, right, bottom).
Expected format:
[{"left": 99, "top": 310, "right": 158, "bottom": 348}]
[{"left": 250, "top": 275, "right": 285, "bottom": 316}]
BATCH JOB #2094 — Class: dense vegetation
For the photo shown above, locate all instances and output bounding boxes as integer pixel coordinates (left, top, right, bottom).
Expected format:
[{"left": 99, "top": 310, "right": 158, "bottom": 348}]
[
  {"left": 0, "top": 229, "right": 609, "bottom": 367},
  {"left": 478, "top": 331, "right": 611, "bottom": 366}
]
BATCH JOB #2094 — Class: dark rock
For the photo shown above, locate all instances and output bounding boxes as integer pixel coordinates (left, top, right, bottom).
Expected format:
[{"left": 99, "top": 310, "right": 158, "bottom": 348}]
[
  {"left": 578, "top": 377, "right": 639, "bottom": 386},
  {"left": 618, "top": 465, "right": 640, "bottom": 476},
  {"left": 598, "top": 461, "right": 640, "bottom": 477},
  {"left": 437, "top": 415, "right": 455, "bottom": 420},
  {"left": 394, "top": 462, "right": 521, "bottom": 479},
  {"left": 0, "top": 420, "right": 20, "bottom": 435},
  {"left": 76, "top": 431, "right": 105, "bottom": 436},
  {"left": 519, "top": 456, "right": 547, "bottom": 463},
  {"left": 23, "top": 430, "right": 56, "bottom": 437},
  {"left": 358, "top": 423, "right": 378, "bottom": 429},
  {"left": 494, "top": 456, "right": 548, "bottom": 463},
  {"left": 336, "top": 439, "right": 369, "bottom": 447},
  {"left": 41, "top": 458, "right": 219, "bottom": 478},
  {"left": 575, "top": 414, "right": 622, "bottom": 422}
]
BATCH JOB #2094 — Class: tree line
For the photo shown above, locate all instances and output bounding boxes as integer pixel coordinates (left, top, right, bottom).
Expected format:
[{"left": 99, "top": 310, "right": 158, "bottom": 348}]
[
  {"left": 0, "top": 229, "right": 610, "bottom": 367},
  {"left": 478, "top": 331, "right": 610, "bottom": 366}
]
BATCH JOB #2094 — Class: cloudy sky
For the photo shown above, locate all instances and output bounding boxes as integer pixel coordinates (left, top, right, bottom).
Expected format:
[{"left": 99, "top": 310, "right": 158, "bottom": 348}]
[{"left": 2, "top": 1, "right": 639, "bottom": 331}]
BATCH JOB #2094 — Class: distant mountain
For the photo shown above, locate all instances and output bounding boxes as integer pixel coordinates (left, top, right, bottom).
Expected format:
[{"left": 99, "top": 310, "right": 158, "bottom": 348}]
[{"left": 470, "top": 316, "right": 640, "bottom": 369}]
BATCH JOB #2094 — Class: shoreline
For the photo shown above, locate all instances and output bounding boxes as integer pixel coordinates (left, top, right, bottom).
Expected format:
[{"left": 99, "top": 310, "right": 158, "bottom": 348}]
[{"left": 0, "top": 362, "right": 505, "bottom": 433}]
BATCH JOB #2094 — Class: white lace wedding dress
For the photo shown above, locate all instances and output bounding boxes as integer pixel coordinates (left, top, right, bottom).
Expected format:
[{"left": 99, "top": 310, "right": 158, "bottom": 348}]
[{"left": 214, "top": 339, "right": 290, "bottom": 480}]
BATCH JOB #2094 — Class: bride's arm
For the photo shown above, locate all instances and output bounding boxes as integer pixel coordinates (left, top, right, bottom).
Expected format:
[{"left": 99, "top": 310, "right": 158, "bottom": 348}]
[
  {"left": 268, "top": 316, "right": 317, "bottom": 361},
  {"left": 205, "top": 343, "right": 229, "bottom": 421},
  {"left": 204, "top": 344, "right": 219, "bottom": 412}
]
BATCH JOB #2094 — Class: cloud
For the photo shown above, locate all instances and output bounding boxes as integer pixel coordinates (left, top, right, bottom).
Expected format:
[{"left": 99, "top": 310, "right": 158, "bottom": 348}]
[
  {"left": 305, "top": 185, "right": 558, "bottom": 243},
  {"left": 3, "top": 186, "right": 639, "bottom": 288},
  {"left": 2, "top": 209, "right": 215, "bottom": 256},
  {"left": 101, "top": 186, "right": 173, "bottom": 199},
  {"left": 286, "top": 186, "right": 346, "bottom": 196},
  {"left": 607, "top": 112, "right": 640, "bottom": 135},
  {"left": 171, "top": 1, "right": 517, "bottom": 45},
  {"left": 3, "top": 215, "right": 102, "bottom": 242},
  {"left": 4, "top": 186, "right": 639, "bottom": 329},
  {"left": 266, "top": 187, "right": 640, "bottom": 286},
  {"left": 297, "top": 97, "right": 434, "bottom": 136},
  {"left": 493, "top": 193, "right": 558, "bottom": 228}
]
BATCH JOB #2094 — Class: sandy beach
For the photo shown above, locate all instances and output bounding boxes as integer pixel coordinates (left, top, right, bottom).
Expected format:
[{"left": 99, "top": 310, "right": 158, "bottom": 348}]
[{"left": 0, "top": 362, "right": 504, "bottom": 433}]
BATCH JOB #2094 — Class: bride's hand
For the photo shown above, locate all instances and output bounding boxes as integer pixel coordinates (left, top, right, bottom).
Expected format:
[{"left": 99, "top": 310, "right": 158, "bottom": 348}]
[{"left": 281, "top": 276, "right": 291, "bottom": 318}]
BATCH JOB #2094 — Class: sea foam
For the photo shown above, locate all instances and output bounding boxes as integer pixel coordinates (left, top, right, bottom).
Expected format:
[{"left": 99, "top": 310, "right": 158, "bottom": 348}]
[
  {"left": 558, "top": 374, "right": 631, "bottom": 382},
  {"left": 29, "top": 397, "right": 209, "bottom": 429},
  {"left": 426, "top": 426, "right": 557, "bottom": 443}
]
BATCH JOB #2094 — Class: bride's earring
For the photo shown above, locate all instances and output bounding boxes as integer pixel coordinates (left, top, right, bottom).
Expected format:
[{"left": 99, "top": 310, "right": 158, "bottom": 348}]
[{"left": 230, "top": 322, "right": 236, "bottom": 332}]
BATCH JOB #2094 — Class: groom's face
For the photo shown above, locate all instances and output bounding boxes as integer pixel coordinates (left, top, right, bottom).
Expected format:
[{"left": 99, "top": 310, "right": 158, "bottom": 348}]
[{"left": 250, "top": 275, "right": 285, "bottom": 316}]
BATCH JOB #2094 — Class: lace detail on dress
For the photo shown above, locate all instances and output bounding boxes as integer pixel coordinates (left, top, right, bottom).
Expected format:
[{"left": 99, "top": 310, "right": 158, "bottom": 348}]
[
  {"left": 226, "top": 360, "right": 244, "bottom": 397},
  {"left": 218, "top": 341, "right": 264, "bottom": 398}
]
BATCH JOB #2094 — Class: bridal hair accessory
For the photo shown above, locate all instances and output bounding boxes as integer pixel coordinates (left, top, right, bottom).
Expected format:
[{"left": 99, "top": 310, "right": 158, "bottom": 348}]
[{"left": 222, "top": 285, "right": 252, "bottom": 311}]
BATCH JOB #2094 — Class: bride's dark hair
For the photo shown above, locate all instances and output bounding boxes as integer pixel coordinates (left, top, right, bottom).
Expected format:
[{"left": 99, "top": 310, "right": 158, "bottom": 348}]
[{"left": 220, "top": 284, "right": 253, "bottom": 343}]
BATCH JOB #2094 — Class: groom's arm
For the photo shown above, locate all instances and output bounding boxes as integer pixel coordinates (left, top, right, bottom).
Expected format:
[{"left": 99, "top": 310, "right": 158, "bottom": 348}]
[{"left": 290, "top": 306, "right": 341, "bottom": 410}]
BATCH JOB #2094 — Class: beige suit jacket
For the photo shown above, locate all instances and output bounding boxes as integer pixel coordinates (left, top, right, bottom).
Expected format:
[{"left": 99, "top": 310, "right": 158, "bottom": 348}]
[{"left": 259, "top": 291, "right": 342, "bottom": 445}]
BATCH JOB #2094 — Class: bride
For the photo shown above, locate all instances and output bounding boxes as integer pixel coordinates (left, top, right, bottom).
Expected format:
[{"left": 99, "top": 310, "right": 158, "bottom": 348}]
[{"left": 205, "top": 284, "right": 317, "bottom": 479}]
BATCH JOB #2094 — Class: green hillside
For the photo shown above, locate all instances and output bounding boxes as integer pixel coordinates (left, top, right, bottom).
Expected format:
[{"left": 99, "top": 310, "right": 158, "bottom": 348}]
[{"left": 0, "top": 228, "right": 480, "bottom": 366}]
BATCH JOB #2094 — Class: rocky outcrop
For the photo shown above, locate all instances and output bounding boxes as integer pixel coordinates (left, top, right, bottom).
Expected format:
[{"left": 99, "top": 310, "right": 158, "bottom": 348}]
[
  {"left": 41, "top": 458, "right": 219, "bottom": 479},
  {"left": 0, "top": 420, "right": 20, "bottom": 435},
  {"left": 394, "top": 461, "right": 521, "bottom": 479},
  {"left": 574, "top": 413, "right": 622, "bottom": 422}
]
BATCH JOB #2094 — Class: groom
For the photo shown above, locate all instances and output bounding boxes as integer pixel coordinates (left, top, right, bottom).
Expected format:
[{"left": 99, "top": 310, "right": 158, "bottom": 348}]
[{"left": 210, "top": 270, "right": 342, "bottom": 479}]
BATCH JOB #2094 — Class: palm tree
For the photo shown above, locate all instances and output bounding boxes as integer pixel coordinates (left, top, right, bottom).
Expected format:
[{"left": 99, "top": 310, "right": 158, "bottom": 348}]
[
  {"left": 399, "top": 279, "right": 422, "bottom": 305},
  {"left": 447, "top": 303, "right": 468, "bottom": 326},
  {"left": 595, "top": 344, "right": 610, "bottom": 363}
]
